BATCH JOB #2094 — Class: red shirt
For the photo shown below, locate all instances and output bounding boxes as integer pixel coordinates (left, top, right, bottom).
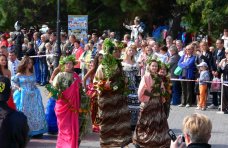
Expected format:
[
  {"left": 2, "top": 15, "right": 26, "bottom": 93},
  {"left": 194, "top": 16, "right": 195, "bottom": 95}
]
[{"left": 74, "top": 46, "right": 84, "bottom": 68}]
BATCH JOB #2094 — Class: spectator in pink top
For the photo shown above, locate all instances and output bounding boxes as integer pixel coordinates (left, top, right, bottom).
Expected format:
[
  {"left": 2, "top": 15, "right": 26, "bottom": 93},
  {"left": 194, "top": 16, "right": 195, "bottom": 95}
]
[{"left": 72, "top": 39, "right": 84, "bottom": 74}]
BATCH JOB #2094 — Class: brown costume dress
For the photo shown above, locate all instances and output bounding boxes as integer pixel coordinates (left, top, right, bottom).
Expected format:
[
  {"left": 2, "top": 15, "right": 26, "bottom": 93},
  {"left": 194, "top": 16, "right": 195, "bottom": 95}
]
[
  {"left": 133, "top": 73, "right": 171, "bottom": 148},
  {"left": 94, "top": 63, "right": 132, "bottom": 148}
]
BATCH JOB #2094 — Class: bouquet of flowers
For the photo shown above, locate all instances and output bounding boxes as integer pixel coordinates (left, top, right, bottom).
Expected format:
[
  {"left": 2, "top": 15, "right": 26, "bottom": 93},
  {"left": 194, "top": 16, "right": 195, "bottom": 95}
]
[{"left": 94, "top": 80, "right": 113, "bottom": 94}]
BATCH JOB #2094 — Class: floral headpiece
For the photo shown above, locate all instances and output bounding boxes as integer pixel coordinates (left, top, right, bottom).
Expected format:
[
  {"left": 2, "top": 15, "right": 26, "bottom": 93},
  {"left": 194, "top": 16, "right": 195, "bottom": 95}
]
[{"left": 59, "top": 55, "right": 76, "bottom": 65}]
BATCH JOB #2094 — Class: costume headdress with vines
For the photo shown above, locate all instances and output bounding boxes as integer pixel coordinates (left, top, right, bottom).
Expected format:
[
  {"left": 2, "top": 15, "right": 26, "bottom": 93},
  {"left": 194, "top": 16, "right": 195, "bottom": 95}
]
[
  {"left": 59, "top": 55, "right": 76, "bottom": 65},
  {"left": 101, "top": 38, "right": 120, "bottom": 79},
  {"left": 146, "top": 55, "right": 170, "bottom": 71}
]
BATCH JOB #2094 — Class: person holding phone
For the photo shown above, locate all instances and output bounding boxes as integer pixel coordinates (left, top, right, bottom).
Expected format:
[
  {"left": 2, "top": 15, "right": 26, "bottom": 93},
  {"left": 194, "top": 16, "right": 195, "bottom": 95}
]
[{"left": 170, "top": 113, "right": 212, "bottom": 148}]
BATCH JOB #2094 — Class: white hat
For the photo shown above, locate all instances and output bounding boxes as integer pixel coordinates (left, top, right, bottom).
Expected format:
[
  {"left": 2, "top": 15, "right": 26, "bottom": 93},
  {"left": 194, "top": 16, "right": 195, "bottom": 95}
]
[{"left": 197, "top": 62, "right": 208, "bottom": 67}]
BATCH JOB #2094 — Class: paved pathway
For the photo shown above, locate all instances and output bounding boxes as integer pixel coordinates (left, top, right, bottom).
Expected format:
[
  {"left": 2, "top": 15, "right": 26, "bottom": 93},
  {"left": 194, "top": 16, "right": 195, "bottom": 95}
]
[{"left": 27, "top": 86, "right": 228, "bottom": 148}]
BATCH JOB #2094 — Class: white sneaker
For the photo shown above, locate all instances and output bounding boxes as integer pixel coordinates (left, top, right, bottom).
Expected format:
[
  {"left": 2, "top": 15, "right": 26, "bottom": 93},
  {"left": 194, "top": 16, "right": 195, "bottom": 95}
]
[
  {"left": 218, "top": 105, "right": 221, "bottom": 110},
  {"left": 207, "top": 104, "right": 217, "bottom": 109},
  {"left": 185, "top": 104, "right": 190, "bottom": 108},
  {"left": 178, "top": 104, "right": 185, "bottom": 107},
  {"left": 195, "top": 107, "right": 201, "bottom": 110},
  {"left": 202, "top": 108, "right": 206, "bottom": 111}
]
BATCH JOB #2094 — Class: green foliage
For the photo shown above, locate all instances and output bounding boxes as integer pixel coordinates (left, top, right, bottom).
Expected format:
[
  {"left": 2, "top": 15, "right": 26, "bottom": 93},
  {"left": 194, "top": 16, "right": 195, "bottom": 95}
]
[
  {"left": 101, "top": 54, "right": 118, "bottom": 79},
  {"left": 102, "top": 38, "right": 115, "bottom": 54},
  {"left": 177, "top": 0, "right": 228, "bottom": 38},
  {"left": 0, "top": 0, "right": 57, "bottom": 30},
  {"left": 59, "top": 55, "right": 76, "bottom": 65},
  {"left": 45, "top": 84, "right": 59, "bottom": 99},
  {"left": 0, "top": 0, "right": 176, "bottom": 33},
  {"left": 0, "top": 0, "right": 226, "bottom": 39}
]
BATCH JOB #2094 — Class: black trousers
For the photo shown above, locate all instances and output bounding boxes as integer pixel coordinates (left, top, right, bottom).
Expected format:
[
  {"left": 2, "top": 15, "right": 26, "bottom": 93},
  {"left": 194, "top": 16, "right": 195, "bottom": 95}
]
[
  {"left": 181, "top": 81, "right": 195, "bottom": 105},
  {"left": 210, "top": 92, "right": 220, "bottom": 106}
]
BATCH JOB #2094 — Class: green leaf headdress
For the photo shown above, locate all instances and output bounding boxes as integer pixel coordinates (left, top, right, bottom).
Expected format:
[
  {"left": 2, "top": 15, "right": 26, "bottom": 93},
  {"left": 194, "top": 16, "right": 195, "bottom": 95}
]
[
  {"left": 103, "top": 38, "right": 115, "bottom": 54},
  {"left": 146, "top": 55, "right": 170, "bottom": 70},
  {"left": 160, "top": 62, "right": 170, "bottom": 71},
  {"left": 146, "top": 55, "right": 156, "bottom": 65},
  {"left": 59, "top": 55, "right": 76, "bottom": 65},
  {"left": 101, "top": 38, "right": 120, "bottom": 79}
]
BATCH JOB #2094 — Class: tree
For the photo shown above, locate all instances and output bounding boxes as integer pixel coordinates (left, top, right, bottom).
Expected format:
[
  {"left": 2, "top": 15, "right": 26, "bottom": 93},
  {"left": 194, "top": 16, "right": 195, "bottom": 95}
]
[
  {"left": 0, "top": 0, "right": 57, "bottom": 30},
  {"left": 0, "top": 0, "right": 177, "bottom": 33},
  {"left": 176, "top": 0, "right": 228, "bottom": 39},
  {"left": 0, "top": 0, "right": 190, "bottom": 41}
]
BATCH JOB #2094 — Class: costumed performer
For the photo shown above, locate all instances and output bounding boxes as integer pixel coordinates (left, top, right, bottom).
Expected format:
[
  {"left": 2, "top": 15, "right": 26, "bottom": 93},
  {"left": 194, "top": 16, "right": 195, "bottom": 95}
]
[
  {"left": 133, "top": 59, "right": 171, "bottom": 147},
  {"left": 94, "top": 39, "right": 132, "bottom": 148},
  {"left": 52, "top": 55, "right": 89, "bottom": 148}
]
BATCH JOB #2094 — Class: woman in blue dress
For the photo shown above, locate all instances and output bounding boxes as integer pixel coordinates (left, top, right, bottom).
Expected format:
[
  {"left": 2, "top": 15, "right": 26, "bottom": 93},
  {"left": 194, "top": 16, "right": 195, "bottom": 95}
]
[{"left": 11, "top": 56, "right": 47, "bottom": 137}]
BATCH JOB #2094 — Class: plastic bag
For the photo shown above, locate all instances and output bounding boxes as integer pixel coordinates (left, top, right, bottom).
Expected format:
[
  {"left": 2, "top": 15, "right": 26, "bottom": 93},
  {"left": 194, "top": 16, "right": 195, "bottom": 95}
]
[{"left": 174, "top": 66, "right": 182, "bottom": 76}]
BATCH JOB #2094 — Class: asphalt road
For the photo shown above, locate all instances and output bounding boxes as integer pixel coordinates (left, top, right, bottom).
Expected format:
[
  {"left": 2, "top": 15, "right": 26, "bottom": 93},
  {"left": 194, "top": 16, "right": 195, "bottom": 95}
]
[{"left": 27, "top": 86, "right": 228, "bottom": 148}]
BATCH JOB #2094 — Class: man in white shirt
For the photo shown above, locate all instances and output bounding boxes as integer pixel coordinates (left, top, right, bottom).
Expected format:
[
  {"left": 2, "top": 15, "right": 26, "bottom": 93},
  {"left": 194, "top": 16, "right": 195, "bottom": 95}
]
[
  {"left": 123, "top": 16, "right": 144, "bottom": 41},
  {"left": 8, "top": 50, "right": 20, "bottom": 77}
]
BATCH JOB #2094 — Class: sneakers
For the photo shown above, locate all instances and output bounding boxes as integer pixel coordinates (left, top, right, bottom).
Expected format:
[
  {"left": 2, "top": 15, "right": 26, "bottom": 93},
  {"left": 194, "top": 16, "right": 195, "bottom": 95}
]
[
  {"left": 178, "top": 104, "right": 191, "bottom": 107},
  {"left": 185, "top": 104, "right": 190, "bottom": 108},
  {"left": 196, "top": 107, "right": 206, "bottom": 111},
  {"left": 207, "top": 104, "right": 218, "bottom": 109},
  {"left": 178, "top": 104, "right": 185, "bottom": 107},
  {"left": 195, "top": 107, "right": 201, "bottom": 110},
  {"left": 201, "top": 108, "right": 206, "bottom": 111},
  {"left": 218, "top": 105, "right": 221, "bottom": 110}
]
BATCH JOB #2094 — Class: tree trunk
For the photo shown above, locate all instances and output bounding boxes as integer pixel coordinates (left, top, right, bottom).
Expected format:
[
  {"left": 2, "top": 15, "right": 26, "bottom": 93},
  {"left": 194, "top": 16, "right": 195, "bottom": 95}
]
[{"left": 169, "top": 15, "right": 181, "bottom": 39}]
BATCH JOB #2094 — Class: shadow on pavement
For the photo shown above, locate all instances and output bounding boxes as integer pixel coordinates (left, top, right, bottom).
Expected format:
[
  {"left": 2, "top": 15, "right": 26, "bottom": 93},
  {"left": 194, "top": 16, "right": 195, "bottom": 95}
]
[{"left": 27, "top": 134, "right": 57, "bottom": 148}]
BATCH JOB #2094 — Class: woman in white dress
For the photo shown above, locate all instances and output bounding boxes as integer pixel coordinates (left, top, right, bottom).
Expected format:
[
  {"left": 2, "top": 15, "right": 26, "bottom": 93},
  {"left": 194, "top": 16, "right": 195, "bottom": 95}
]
[{"left": 122, "top": 46, "right": 140, "bottom": 131}]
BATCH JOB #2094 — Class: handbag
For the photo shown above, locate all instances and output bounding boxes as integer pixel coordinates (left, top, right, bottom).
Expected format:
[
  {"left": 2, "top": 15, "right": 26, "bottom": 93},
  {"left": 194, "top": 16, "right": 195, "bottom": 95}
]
[
  {"left": 211, "top": 77, "right": 221, "bottom": 92},
  {"left": 174, "top": 66, "right": 182, "bottom": 76}
]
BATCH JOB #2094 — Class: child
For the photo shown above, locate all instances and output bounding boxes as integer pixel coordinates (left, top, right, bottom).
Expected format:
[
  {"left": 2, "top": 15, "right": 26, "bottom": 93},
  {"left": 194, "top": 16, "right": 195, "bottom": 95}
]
[{"left": 196, "top": 62, "right": 210, "bottom": 110}]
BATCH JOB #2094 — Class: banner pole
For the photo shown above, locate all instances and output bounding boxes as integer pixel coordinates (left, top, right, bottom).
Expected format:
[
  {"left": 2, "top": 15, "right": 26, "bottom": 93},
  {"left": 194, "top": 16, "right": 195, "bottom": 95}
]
[{"left": 217, "top": 74, "right": 224, "bottom": 114}]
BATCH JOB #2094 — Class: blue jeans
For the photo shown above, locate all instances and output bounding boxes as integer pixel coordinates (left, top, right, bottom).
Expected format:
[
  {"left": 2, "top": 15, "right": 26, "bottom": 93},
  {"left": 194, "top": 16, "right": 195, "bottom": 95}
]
[
  {"left": 171, "top": 81, "right": 182, "bottom": 105},
  {"left": 39, "top": 58, "right": 48, "bottom": 85},
  {"left": 34, "top": 58, "right": 41, "bottom": 83}
]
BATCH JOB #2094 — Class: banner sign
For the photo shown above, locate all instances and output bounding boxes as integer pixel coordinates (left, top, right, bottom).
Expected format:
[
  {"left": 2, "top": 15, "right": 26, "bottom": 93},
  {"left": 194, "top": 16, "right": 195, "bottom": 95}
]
[{"left": 68, "top": 15, "right": 88, "bottom": 42}]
